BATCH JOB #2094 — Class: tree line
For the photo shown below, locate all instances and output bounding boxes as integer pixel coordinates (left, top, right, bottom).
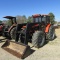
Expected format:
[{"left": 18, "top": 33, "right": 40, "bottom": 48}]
[{"left": 0, "top": 12, "right": 57, "bottom": 25}]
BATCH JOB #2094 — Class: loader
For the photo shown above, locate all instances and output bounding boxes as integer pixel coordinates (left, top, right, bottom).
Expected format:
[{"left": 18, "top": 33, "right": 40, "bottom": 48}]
[
  {"left": 15, "top": 14, "right": 55, "bottom": 47},
  {"left": 1, "top": 14, "right": 55, "bottom": 59}
]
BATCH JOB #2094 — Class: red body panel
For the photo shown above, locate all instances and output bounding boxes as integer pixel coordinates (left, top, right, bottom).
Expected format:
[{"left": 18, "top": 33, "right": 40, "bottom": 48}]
[
  {"left": 33, "top": 14, "right": 41, "bottom": 18},
  {"left": 22, "top": 24, "right": 39, "bottom": 29},
  {"left": 0, "top": 25, "right": 3, "bottom": 31},
  {"left": 32, "top": 24, "right": 39, "bottom": 28},
  {"left": 21, "top": 24, "right": 51, "bottom": 33},
  {"left": 45, "top": 24, "right": 51, "bottom": 33}
]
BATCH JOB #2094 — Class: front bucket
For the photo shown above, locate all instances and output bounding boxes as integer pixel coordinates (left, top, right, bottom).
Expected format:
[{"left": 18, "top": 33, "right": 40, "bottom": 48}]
[{"left": 1, "top": 40, "right": 31, "bottom": 59}]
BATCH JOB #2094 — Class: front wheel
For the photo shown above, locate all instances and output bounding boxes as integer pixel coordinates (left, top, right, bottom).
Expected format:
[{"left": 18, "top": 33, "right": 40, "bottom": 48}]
[
  {"left": 46, "top": 25, "right": 55, "bottom": 40},
  {"left": 32, "top": 31, "right": 45, "bottom": 48}
]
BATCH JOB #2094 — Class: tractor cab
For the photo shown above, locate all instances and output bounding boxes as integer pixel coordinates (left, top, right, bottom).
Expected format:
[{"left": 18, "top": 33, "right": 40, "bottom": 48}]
[
  {"left": 32, "top": 14, "right": 41, "bottom": 23},
  {"left": 41, "top": 15, "right": 50, "bottom": 24},
  {"left": 32, "top": 14, "right": 51, "bottom": 32},
  {"left": 3, "top": 16, "right": 17, "bottom": 25},
  {"left": 21, "top": 14, "right": 50, "bottom": 30},
  {"left": 32, "top": 14, "right": 50, "bottom": 24}
]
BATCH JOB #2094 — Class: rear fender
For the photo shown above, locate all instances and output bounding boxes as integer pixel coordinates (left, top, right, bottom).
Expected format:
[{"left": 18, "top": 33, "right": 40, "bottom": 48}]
[
  {"left": 8, "top": 24, "right": 16, "bottom": 32},
  {"left": 45, "top": 24, "right": 51, "bottom": 33}
]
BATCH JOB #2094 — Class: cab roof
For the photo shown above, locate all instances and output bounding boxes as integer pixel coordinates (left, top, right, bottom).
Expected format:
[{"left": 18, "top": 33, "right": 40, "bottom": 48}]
[
  {"left": 3, "top": 16, "right": 15, "bottom": 19},
  {"left": 32, "top": 14, "right": 41, "bottom": 17},
  {"left": 32, "top": 14, "right": 50, "bottom": 17},
  {"left": 41, "top": 14, "right": 50, "bottom": 16}
]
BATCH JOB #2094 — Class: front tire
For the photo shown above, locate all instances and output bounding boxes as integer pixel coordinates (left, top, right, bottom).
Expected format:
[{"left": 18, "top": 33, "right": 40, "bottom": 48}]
[
  {"left": 32, "top": 31, "right": 45, "bottom": 48},
  {"left": 46, "top": 25, "right": 55, "bottom": 40}
]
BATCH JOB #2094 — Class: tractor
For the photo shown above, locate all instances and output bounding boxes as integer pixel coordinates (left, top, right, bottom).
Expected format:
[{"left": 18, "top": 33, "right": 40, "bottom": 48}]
[
  {"left": 3, "top": 16, "right": 17, "bottom": 39},
  {"left": 15, "top": 14, "right": 55, "bottom": 48},
  {"left": 1, "top": 14, "right": 55, "bottom": 59}
]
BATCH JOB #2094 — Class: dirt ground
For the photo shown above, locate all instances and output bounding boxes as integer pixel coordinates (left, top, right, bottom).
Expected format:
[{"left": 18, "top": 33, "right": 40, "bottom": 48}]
[{"left": 0, "top": 28, "right": 60, "bottom": 60}]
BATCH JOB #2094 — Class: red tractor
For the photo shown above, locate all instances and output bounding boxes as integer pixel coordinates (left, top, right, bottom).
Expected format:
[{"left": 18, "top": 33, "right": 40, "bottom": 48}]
[
  {"left": 15, "top": 14, "right": 55, "bottom": 48},
  {"left": 0, "top": 23, "right": 4, "bottom": 35},
  {"left": 3, "top": 16, "right": 17, "bottom": 39}
]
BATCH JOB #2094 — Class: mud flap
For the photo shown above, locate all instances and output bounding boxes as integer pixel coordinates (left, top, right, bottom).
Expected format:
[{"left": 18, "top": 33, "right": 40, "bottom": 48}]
[{"left": 1, "top": 40, "right": 31, "bottom": 59}]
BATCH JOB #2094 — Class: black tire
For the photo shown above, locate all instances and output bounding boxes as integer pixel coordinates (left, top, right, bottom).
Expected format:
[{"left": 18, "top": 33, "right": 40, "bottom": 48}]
[
  {"left": 32, "top": 31, "right": 45, "bottom": 48},
  {"left": 10, "top": 27, "right": 16, "bottom": 39},
  {"left": 46, "top": 25, "right": 55, "bottom": 40},
  {"left": 2, "top": 32, "right": 5, "bottom": 37},
  {"left": 2, "top": 26, "right": 9, "bottom": 37},
  {"left": 19, "top": 29, "right": 26, "bottom": 43}
]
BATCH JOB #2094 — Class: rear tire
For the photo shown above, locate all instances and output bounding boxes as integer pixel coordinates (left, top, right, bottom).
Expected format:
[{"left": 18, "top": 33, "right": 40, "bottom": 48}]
[
  {"left": 2, "top": 32, "right": 5, "bottom": 37},
  {"left": 46, "top": 25, "right": 55, "bottom": 40},
  {"left": 2, "top": 26, "right": 9, "bottom": 37},
  {"left": 19, "top": 29, "right": 26, "bottom": 43},
  {"left": 32, "top": 31, "right": 45, "bottom": 48},
  {"left": 10, "top": 27, "right": 16, "bottom": 39}
]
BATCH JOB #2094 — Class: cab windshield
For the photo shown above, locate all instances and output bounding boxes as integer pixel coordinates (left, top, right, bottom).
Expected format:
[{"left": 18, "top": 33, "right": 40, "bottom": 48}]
[
  {"left": 33, "top": 17, "right": 41, "bottom": 22},
  {"left": 42, "top": 16, "right": 46, "bottom": 22}
]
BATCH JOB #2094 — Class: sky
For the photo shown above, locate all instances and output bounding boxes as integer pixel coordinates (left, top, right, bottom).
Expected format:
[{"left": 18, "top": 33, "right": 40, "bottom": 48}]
[{"left": 0, "top": 0, "right": 60, "bottom": 21}]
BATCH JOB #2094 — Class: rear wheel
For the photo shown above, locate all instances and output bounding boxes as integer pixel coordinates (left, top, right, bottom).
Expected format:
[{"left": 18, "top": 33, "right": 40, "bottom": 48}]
[
  {"left": 46, "top": 25, "right": 55, "bottom": 40},
  {"left": 19, "top": 29, "right": 26, "bottom": 43},
  {"left": 2, "top": 32, "right": 5, "bottom": 37},
  {"left": 10, "top": 27, "right": 16, "bottom": 39},
  {"left": 2, "top": 26, "right": 9, "bottom": 37},
  {"left": 32, "top": 31, "right": 45, "bottom": 48}
]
